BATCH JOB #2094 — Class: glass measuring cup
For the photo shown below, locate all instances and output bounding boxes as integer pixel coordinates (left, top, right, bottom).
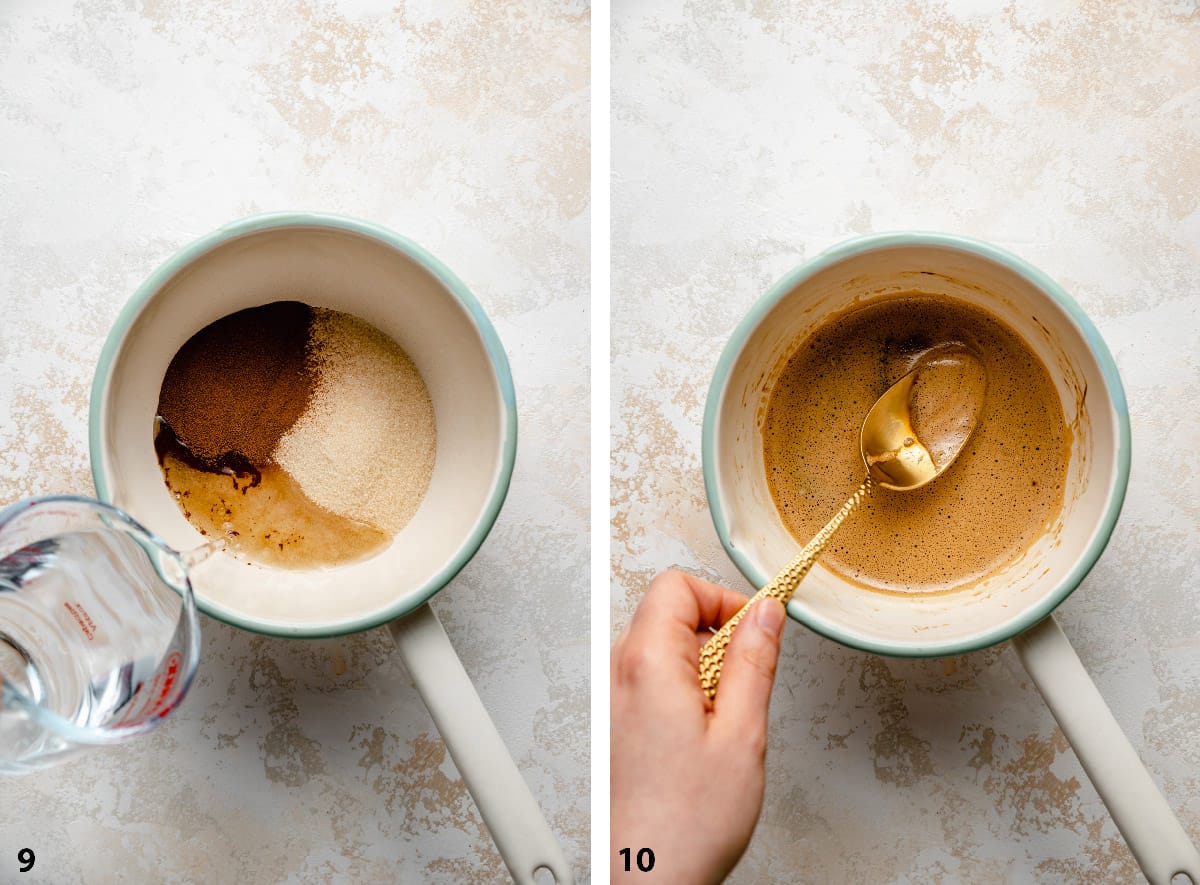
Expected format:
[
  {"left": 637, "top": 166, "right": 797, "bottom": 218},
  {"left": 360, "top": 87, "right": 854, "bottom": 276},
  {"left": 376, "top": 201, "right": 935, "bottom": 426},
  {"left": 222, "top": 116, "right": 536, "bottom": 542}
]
[{"left": 0, "top": 495, "right": 200, "bottom": 772}]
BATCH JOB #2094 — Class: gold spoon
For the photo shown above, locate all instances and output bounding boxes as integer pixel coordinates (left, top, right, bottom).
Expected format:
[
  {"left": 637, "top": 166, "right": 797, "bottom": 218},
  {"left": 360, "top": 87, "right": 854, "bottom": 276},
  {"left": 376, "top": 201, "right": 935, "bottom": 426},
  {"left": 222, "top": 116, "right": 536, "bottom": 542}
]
[{"left": 698, "top": 346, "right": 987, "bottom": 699}]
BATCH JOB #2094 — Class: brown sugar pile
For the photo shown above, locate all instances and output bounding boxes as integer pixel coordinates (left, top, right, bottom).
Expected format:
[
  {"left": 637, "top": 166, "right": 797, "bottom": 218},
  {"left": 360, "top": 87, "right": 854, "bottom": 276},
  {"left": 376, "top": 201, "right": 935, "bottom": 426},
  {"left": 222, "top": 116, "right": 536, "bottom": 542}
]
[{"left": 158, "top": 301, "right": 315, "bottom": 464}]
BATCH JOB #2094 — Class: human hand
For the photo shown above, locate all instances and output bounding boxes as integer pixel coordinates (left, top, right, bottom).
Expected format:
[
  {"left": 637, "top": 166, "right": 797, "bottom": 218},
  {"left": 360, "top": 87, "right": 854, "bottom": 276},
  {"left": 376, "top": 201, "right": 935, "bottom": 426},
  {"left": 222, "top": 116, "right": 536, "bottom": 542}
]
[{"left": 611, "top": 570, "right": 786, "bottom": 883}]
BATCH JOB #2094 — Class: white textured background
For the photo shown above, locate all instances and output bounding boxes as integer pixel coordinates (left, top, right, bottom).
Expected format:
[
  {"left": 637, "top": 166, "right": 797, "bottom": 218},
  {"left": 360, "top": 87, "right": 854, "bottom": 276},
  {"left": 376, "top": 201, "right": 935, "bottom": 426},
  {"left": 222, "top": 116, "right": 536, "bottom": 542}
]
[
  {"left": 0, "top": 2, "right": 589, "bottom": 883},
  {"left": 613, "top": 1, "right": 1199, "bottom": 882}
]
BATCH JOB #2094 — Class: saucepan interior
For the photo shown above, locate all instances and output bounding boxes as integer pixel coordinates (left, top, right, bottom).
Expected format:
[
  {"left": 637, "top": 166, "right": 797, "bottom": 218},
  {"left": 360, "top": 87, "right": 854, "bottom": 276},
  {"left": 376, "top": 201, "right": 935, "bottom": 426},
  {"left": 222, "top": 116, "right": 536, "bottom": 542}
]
[
  {"left": 703, "top": 232, "right": 1130, "bottom": 657},
  {"left": 90, "top": 213, "right": 517, "bottom": 638}
]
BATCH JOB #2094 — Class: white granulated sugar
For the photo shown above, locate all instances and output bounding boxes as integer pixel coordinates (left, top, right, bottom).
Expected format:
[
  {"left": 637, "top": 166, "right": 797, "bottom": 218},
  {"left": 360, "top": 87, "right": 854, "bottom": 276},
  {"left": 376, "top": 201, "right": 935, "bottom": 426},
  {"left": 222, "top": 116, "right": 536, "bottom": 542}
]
[{"left": 275, "top": 309, "right": 436, "bottom": 536}]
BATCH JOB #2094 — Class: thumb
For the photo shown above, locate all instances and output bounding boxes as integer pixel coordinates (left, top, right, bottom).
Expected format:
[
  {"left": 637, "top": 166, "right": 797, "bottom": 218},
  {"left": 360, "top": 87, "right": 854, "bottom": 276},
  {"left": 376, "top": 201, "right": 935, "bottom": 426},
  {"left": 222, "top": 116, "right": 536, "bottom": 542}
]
[{"left": 711, "top": 597, "right": 785, "bottom": 745}]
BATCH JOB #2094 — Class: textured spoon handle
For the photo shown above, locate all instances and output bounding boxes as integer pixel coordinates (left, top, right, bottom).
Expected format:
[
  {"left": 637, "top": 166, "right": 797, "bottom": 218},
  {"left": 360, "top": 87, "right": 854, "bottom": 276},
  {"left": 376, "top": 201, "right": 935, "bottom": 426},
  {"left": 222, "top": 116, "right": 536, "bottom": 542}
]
[{"left": 699, "top": 478, "right": 871, "bottom": 700}]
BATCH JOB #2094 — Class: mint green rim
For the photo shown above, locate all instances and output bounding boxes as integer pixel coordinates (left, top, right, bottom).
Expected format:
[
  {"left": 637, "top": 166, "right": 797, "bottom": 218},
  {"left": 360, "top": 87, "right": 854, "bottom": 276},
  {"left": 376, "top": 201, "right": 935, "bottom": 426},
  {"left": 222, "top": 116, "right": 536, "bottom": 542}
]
[
  {"left": 701, "top": 231, "right": 1132, "bottom": 658},
  {"left": 88, "top": 211, "right": 518, "bottom": 639}
]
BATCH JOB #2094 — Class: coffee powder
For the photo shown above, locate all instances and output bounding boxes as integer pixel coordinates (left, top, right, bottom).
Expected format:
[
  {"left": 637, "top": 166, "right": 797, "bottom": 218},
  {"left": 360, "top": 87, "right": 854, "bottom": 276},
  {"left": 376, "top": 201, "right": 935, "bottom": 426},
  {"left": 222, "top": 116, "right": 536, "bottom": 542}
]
[{"left": 158, "top": 301, "right": 315, "bottom": 465}]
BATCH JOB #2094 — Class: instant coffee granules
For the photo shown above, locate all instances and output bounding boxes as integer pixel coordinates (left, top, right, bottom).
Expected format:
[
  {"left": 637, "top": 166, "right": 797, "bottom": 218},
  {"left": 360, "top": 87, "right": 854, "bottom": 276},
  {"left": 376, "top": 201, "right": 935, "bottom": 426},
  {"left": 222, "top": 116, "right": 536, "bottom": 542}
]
[
  {"left": 158, "top": 301, "right": 314, "bottom": 466},
  {"left": 156, "top": 301, "right": 436, "bottom": 568}
]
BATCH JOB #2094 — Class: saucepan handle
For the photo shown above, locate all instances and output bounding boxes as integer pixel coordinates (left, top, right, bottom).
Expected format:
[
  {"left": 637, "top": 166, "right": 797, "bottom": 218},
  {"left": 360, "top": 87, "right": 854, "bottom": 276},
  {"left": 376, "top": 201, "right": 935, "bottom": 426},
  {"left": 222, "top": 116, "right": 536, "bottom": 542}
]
[
  {"left": 389, "top": 604, "right": 574, "bottom": 885},
  {"left": 1013, "top": 615, "right": 1200, "bottom": 885}
]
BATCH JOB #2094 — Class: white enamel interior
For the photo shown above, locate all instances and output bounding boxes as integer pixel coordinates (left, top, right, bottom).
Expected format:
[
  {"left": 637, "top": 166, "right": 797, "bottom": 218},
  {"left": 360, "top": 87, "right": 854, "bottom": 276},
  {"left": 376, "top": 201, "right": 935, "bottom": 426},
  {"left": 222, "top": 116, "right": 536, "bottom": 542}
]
[
  {"left": 712, "top": 244, "right": 1121, "bottom": 651},
  {"left": 95, "top": 225, "right": 505, "bottom": 632}
]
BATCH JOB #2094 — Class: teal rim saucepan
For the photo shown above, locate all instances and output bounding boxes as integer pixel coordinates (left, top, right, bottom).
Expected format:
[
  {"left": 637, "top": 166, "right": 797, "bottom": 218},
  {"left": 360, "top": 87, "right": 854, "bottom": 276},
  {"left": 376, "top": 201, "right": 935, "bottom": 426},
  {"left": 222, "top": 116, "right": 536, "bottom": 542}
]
[
  {"left": 89, "top": 212, "right": 518, "bottom": 638},
  {"left": 702, "top": 232, "right": 1131, "bottom": 658}
]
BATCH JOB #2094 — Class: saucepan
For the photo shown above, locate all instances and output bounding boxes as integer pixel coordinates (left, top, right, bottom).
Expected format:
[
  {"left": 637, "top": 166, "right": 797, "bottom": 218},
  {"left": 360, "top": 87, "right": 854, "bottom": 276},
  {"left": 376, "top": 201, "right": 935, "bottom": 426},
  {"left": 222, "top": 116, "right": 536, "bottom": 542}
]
[
  {"left": 702, "top": 232, "right": 1198, "bottom": 884},
  {"left": 89, "top": 212, "right": 572, "bottom": 884}
]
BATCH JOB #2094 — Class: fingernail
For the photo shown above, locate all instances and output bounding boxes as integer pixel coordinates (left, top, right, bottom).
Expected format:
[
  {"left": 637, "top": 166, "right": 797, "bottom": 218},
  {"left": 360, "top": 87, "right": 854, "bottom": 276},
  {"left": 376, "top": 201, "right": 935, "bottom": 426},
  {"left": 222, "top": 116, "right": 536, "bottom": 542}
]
[{"left": 754, "top": 598, "right": 785, "bottom": 637}]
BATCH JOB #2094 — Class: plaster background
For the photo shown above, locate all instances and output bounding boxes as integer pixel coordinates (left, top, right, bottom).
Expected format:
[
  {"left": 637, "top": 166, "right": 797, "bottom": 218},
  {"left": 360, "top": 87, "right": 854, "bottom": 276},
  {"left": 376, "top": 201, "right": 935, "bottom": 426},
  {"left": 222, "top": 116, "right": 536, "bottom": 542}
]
[
  {"left": 0, "top": 2, "right": 589, "bottom": 882},
  {"left": 612, "top": 1, "right": 1199, "bottom": 881}
]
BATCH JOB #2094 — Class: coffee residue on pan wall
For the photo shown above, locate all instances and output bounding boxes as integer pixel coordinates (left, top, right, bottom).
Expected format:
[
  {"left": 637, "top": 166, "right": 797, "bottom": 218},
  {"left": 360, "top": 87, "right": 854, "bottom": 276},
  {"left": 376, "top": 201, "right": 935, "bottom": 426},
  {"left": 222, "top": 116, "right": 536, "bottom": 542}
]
[
  {"left": 155, "top": 301, "right": 435, "bottom": 568},
  {"left": 762, "top": 294, "right": 1069, "bottom": 594}
]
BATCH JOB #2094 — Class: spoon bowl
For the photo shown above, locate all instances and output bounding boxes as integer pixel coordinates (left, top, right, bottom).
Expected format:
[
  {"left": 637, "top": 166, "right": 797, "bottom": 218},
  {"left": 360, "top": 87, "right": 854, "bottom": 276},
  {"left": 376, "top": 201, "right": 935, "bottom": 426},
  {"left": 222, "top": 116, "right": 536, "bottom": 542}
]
[{"left": 859, "top": 346, "right": 987, "bottom": 491}]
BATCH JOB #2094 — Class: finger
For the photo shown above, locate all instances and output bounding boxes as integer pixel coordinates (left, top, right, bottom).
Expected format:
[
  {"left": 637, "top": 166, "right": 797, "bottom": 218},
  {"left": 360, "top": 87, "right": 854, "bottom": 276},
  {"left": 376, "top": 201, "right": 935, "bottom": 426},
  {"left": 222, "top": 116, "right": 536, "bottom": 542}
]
[
  {"left": 693, "top": 590, "right": 754, "bottom": 651},
  {"left": 679, "top": 573, "right": 750, "bottom": 631},
  {"left": 710, "top": 597, "right": 786, "bottom": 748},
  {"left": 710, "top": 586, "right": 752, "bottom": 629},
  {"left": 620, "top": 571, "right": 747, "bottom": 699},
  {"left": 625, "top": 570, "right": 737, "bottom": 647}
]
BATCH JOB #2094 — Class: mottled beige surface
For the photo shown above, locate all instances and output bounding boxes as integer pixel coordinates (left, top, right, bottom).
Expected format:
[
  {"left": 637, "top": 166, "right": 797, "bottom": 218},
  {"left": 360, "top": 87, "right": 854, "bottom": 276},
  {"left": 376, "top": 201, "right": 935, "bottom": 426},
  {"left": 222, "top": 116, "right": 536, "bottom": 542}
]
[
  {"left": 613, "top": 1, "right": 1198, "bottom": 882},
  {"left": 0, "top": 2, "right": 588, "bottom": 882}
]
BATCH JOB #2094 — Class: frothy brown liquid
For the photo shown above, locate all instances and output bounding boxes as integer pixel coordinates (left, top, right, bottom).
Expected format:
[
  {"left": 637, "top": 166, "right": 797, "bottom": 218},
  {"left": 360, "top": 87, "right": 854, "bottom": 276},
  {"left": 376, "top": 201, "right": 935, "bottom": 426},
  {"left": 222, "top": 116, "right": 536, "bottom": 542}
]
[{"left": 762, "top": 295, "right": 1069, "bottom": 594}]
